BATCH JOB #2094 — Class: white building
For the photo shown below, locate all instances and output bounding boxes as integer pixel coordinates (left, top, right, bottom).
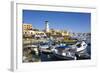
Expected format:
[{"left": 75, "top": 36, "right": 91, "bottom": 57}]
[{"left": 45, "top": 21, "right": 50, "bottom": 32}]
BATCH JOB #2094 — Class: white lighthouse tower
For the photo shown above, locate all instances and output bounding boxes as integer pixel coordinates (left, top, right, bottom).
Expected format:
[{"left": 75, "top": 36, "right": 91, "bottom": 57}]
[{"left": 45, "top": 21, "right": 49, "bottom": 32}]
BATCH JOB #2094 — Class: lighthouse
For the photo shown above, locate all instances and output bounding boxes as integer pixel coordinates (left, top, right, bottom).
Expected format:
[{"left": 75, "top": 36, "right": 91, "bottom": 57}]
[{"left": 45, "top": 21, "right": 49, "bottom": 32}]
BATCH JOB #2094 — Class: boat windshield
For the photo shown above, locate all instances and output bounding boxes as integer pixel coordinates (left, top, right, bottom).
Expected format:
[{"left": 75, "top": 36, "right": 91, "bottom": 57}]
[
  {"left": 40, "top": 43, "right": 49, "bottom": 46},
  {"left": 55, "top": 46, "right": 69, "bottom": 49}
]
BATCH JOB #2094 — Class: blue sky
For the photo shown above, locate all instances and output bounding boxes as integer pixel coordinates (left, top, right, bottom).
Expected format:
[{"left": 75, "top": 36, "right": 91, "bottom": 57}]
[{"left": 23, "top": 10, "right": 91, "bottom": 33}]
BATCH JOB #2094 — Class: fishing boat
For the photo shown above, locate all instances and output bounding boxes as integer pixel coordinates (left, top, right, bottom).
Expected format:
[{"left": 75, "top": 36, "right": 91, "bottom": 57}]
[
  {"left": 75, "top": 41, "right": 90, "bottom": 59},
  {"left": 52, "top": 41, "right": 90, "bottom": 60},
  {"left": 52, "top": 44, "right": 76, "bottom": 60},
  {"left": 39, "top": 42, "right": 52, "bottom": 54}
]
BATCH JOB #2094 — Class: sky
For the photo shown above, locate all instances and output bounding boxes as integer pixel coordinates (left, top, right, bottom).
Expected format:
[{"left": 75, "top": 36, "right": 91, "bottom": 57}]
[{"left": 23, "top": 10, "right": 91, "bottom": 33}]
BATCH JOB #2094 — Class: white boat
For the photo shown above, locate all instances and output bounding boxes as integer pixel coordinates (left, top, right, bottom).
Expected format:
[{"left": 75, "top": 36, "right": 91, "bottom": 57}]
[
  {"left": 76, "top": 41, "right": 87, "bottom": 52},
  {"left": 52, "top": 41, "right": 90, "bottom": 60},
  {"left": 52, "top": 45, "right": 76, "bottom": 60},
  {"left": 75, "top": 41, "right": 90, "bottom": 59},
  {"left": 39, "top": 43, "right": 52, "bottom": 53}
]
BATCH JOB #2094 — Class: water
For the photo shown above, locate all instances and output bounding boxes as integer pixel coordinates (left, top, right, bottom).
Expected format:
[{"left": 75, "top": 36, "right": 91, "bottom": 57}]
[
  {"left": 86, "top": 45, "right": 91, "bottom": 55},
  {"left": 40, "top": 52, "right": 68, "bottom": 61},
  {"left": 28, "top": 39, "right": 91, "bottom": 62},
  {"left": 40, "top": 44, "right": 91, "bottom": 61}
]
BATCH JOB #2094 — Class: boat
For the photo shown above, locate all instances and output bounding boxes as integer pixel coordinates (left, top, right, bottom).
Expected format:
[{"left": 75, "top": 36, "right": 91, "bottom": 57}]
[
  {"left": 52, "top": 45, "right": 76, "bottom": 60},
  {"left": 75, "top": 41, "right": 87, "bottom": 52},
  {"left": 39, "top": 42, "right": 52, "bottom": 54},
  {"left": 52, "top": 41, "right": 90, "bottom": 60},
  {"left": 75, "top": 41, "right": 90, "bottom": 59}
]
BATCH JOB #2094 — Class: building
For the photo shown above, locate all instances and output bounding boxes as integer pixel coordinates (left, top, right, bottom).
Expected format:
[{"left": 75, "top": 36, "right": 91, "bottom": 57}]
[
  {"left": 23, "top": 22, "right": 71, "bottom": 39},
  {"left": 23, "top": 24, "right": 33, "bottom": 38},
  {"left": 45, "top": 21, "right": 50, "bottom": 32},
  {"left": 23, "top": 23, "right": 32, "bottom": 30}
]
